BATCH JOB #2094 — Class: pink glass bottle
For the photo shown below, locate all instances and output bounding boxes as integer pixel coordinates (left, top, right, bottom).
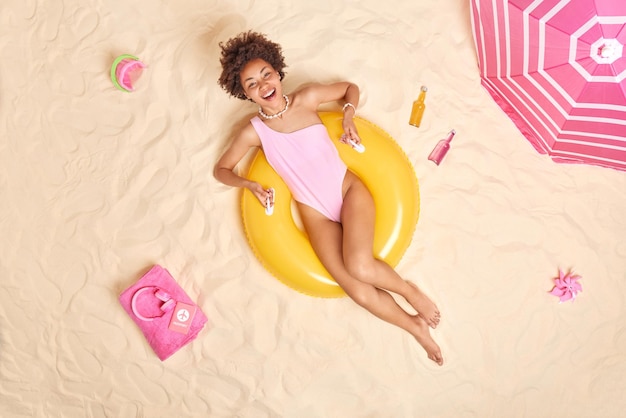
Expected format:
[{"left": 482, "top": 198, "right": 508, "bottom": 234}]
[{"left": 428, "top": 129, "right": 456, "bottom": 165}]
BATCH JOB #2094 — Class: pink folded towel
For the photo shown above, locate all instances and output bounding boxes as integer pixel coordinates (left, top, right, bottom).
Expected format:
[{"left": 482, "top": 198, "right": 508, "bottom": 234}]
[{"left": 119, "top": 265, "right": 208, "bottom": 360}]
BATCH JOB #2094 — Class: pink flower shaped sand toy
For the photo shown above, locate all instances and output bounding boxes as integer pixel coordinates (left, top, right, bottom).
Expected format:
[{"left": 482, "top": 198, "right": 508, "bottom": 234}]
[{"left": 548, "top": 269, "right": 582, "bottom": 303}]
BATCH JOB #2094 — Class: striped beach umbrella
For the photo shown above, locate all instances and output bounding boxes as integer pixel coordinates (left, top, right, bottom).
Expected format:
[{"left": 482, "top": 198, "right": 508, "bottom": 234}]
[{"left": 470, "top": 0, "right": 626, "bottom": 171}]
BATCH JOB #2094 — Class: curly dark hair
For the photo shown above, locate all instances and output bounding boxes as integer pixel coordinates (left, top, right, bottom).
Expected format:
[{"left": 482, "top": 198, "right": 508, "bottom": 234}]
[{"left": 218, "top": 31, "right": 287, "bottom": 101}]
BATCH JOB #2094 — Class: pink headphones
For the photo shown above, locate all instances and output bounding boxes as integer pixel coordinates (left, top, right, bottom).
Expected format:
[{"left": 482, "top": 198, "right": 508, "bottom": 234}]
[{"left": 130, "top": 287, "right": 176, "bottom": 321}]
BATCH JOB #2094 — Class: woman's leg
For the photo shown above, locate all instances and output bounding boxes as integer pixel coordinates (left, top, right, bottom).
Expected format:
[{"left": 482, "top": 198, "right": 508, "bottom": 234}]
[
  {"left": 297, "top": 200, "right": 443, "bottom": 365},
  {"left": 339, "top": 174, "right": 441, "bottom": 329}
]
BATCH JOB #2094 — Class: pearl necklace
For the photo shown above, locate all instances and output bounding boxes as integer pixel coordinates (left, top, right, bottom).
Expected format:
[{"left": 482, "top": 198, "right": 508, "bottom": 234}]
[{"left": 258, "top": 95, "right": 290, "bottom": 119}]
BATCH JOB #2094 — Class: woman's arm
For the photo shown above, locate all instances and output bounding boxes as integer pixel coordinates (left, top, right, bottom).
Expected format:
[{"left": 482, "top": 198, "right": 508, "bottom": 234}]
[
  {"left": 213, "top": 125, "right": 270, "bottom": 204},
  {"left": 338, "top": 83, "right": 360, "bottom": 144},
  {"left": 302, "top": 81, "right": 359, "bottom": 108},
  {"left": 301, "top": 81, "right": 361, "bottom": 143}
]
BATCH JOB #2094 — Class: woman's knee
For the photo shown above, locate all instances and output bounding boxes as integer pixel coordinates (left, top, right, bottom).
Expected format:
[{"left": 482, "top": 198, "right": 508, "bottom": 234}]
[
  {"left": 344, "top": 255, "right": 377, "bottom": 284},
  {"left": 344, "top": 283, "right": 376, "bottom": 308}
]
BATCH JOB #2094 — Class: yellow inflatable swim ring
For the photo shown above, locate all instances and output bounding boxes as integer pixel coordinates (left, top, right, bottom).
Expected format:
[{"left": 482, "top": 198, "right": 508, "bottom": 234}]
[{"left": 242, "top": 111, "right": 420, "bottom": 298}]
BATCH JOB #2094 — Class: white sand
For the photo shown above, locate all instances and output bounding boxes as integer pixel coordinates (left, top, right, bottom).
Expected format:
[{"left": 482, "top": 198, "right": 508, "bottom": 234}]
[{"left": 2, "top": 0, "right": 626, "bottom": 416}]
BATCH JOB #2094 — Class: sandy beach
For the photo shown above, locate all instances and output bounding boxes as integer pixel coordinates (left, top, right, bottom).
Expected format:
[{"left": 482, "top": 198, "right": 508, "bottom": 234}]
[{"left": 1, "top": 0, "right": 626, "bottom": 416}]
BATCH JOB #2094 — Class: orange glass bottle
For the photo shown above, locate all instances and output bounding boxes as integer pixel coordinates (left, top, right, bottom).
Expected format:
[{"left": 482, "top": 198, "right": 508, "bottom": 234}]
[{"left": 409, "top": 86, "right": 428, "bottom": 127}]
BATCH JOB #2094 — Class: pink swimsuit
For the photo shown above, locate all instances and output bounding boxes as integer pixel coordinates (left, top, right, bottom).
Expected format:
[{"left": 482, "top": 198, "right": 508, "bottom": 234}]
[{"left": 250, "top": 116, "right": 347, "bottom": 222}]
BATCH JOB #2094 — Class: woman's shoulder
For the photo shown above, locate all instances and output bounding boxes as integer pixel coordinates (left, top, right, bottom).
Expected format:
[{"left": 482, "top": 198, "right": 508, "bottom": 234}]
[
  {"left": 290, "top": 83, "right": 328, "bottom": 107},
  {"left": 232, "top": 119, "right": 262, "bottom": 147},
  {"left": 292, "top": 82, "right": 325, "bottom": 96}
]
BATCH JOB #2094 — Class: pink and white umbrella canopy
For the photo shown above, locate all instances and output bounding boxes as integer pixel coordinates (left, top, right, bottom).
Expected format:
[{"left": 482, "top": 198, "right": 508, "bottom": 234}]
[{"left": 470, "top": 0, "right": 626, "bottom": 171}]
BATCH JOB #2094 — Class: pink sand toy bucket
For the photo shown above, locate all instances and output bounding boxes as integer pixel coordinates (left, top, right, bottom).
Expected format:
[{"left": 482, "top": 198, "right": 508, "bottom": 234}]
[{"left": 111, "top": 54, "right": 146, "bottom": 92}]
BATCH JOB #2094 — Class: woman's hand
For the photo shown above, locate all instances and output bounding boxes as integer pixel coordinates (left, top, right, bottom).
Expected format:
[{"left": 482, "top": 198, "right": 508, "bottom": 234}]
[
  {"left": 248, "top": 181, "right": 274, "bottom": 207},
  {"left": 340, "top": 117, "right": 361, "bottom": 146},
  {"left": 339, "top": 107, "right": 361, "bottom": 144}
]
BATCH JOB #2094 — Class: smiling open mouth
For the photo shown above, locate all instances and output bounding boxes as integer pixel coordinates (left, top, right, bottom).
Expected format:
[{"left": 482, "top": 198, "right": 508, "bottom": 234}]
[{"left": 262, "top": 89, "right": 277, "bottom": 100}]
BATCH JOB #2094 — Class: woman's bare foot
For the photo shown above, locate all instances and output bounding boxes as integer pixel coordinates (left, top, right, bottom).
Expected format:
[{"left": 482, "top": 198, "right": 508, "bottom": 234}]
[
  {"left": 406, "top": 280, "right": 441, "bottom": 329},
  {"left": 412, "top": 315, "right": 443, "bottom": 366}
]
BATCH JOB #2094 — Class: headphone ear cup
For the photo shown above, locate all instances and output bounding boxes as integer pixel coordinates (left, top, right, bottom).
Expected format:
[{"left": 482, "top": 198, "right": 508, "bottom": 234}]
[
  {"left": 154, "top": 289, "right": 171, "bottom": 302},
  {"left": 160, "top": 299, "right": 176, "bottom": 312}
]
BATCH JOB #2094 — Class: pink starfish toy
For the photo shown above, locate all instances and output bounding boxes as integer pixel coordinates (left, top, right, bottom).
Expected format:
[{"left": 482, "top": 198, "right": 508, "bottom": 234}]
[{"left": 548, "top": 269, "right": 582, "bottom": 303}]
